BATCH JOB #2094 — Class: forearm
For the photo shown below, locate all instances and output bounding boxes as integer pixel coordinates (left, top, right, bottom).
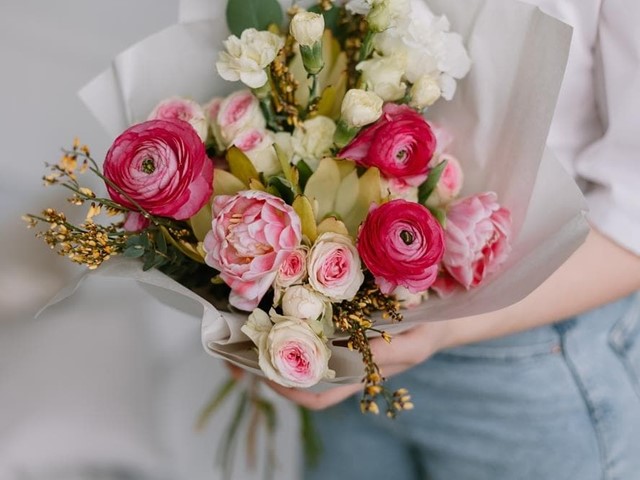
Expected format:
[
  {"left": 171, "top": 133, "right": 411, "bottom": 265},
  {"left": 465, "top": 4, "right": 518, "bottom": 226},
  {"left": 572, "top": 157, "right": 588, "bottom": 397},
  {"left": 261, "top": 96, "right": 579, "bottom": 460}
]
[{"left": 436, "top": 227, "right": 640, "bottom": 351}]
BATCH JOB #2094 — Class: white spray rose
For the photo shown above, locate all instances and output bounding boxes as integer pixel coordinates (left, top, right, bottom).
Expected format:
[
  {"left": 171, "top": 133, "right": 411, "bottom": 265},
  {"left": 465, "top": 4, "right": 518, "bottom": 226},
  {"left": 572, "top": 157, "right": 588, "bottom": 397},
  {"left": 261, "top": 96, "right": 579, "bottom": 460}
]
[
  {"left": 393, "top": 286, "right": 428, "bottom": 308},
  {"left": 307, "top": 232, "right": 364, "bottom": 301},
  {"left": 290, "top": 11, "right": 325, "bottom": 46},
  {"left": 291, "top": 116, "right": 336, "bottom": 170},
  {"left": 380, "top": 178, "right": 419, "bottom": 203},
  {"left": 216, "top": 90, "right": 266, "bottom": 146},
  {"left": 241, "top": 309, "right": 335, "bottom": 388},
  {"left": 356, "top": 55, "right": 407, "bottom": 102},
  {"left": 231, "top": 128, "right": 280, "bottom": 176},
  {"left": 216, "top": 29, "right": 285, "bottom": 89},
  {"left": 282, "top": 285, "right": 327, "bottom": 322},
  {"left": 341, "top": 89, "right": 384, "bottom": 128},
  {"left": 368, "top": 0, "right": 410, "bottom": 32},
  {"left": 410, "top": 74, "right": 442, "bottom": 109}
]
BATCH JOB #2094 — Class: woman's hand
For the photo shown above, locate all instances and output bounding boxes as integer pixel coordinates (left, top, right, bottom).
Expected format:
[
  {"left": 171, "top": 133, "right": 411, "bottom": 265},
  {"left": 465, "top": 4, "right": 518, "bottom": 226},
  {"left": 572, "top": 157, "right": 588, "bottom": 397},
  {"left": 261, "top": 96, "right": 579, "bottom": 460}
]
[{"left": 263, "top": 322, "right": 447, "bottom": 410}]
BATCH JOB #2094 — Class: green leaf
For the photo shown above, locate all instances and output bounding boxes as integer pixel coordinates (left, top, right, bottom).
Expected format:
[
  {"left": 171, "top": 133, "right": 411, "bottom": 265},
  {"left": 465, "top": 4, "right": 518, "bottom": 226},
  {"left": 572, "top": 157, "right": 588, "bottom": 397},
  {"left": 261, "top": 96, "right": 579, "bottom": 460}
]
[
  {"left": 418, "top": 159, "right": 448, "bottom": 205},
  {"left": 226, "top": 0, "right": 283, "bottom": 37},
  {"left": 216, "top": 391, "right": 249, "bottom": 476},
  {"left": 299, "top": 406, "right": 323, "bottom": 468},
  {"left": 296, "top": 159, "right": 314, "bottom": 191},
  {"left": 212, "top": 168, "right": 246, "bottom": 196},
  {"left": 227, "top": 146, "right": 260, "bottom": 188},
  {"left": 427, "top": 206, "right": 447, "bottom": 227},
  {"left": 154, "top": 229, "right": 167, "bottom": 255},
  {"left": 267, "top": 176, "right": 296, "bottom": 204},
  {"left": 123, "top": 245, "right": 145, "bottom": 258},
  {"left": 274, "top": 143, "right": 300, "bottom": 193},
  {"left": 196, "top": 378, "right": 238, "bottom": 431},
  {"left": 304, "top": 158, "right": 341, "bottom": 221}
]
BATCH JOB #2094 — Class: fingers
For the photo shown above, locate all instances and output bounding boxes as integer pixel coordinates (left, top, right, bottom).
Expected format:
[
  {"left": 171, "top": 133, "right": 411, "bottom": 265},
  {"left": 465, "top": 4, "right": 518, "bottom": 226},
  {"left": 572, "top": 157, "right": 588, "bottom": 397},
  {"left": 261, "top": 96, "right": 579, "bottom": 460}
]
[
  {"left": 224, "top": 361, "right": 245, "bottom": 380},
  {"left": 369, "top": 323, "right": 436, "bottom": 367},
  {"left": 265, "top": 380, "right": 362, "bottom": 410}
]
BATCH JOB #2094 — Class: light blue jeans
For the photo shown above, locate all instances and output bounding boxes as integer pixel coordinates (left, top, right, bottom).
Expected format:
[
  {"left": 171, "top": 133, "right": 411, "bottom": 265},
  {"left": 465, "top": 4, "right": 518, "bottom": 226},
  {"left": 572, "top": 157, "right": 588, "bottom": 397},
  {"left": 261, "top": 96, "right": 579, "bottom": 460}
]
[{"left": 306, "top": 293, "right": 640, "bottom": 479}]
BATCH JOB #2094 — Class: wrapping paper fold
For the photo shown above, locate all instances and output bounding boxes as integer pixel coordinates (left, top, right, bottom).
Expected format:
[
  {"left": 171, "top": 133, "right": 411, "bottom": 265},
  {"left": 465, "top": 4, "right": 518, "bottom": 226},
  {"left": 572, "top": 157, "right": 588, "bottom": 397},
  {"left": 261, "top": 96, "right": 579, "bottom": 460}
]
[{"left": 67, "top": 0, "right": 588, "bottom": 382}]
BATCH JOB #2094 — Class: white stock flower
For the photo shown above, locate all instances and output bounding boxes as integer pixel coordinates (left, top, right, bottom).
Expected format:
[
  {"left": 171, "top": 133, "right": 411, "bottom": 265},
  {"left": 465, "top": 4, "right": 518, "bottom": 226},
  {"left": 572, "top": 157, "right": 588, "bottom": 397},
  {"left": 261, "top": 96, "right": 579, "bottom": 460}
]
[
  {"left": 282, "top": 285, "right": 327, "bottom": 322},
  {"left": 241, "top": 309, "right": 335, "bottom": 388},
  {"left": 410, "top": 74, "right": 442, "bottom": 109},
  {"left": 291, "top": 116, "right": 336, "bottom": 170},
  {"left": 341, "top": 89, "right": 384, "bottom": 128},
  {"left": 356, "top": 55, "right": 407, "bottom": 102},
  {"left": 216, "top": 29, "right": 285, "bottom": 89},
  {"left": 346, "top": 0, "right": 410, "bottom": 30},
  {"left": 290, "top": 11, "right": 325, "bottom": 46}
]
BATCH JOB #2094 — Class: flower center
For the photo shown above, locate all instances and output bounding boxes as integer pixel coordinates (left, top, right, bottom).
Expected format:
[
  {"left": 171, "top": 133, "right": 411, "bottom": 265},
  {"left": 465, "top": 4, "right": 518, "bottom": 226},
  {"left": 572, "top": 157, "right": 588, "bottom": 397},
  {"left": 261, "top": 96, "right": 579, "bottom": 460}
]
[
  {"left": 141, "top": 158, "right": 156, "bottom": 174},
  {"left": 395, "top": 149, "right": 408, "bottom": 164},
  {"left": 400, "top": 230, "right": 414, "bottom": 245}
]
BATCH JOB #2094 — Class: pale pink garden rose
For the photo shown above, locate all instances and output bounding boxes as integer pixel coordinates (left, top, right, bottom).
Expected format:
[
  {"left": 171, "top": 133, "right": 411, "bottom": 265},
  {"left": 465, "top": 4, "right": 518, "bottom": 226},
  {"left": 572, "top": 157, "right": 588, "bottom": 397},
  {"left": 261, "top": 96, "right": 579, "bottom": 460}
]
[
  {"left": 430, "top": 272, "right": 460, "bottom": 298},
  {"left": 231, "top": 128, "right": 280, "bottom": 176},
  {"left": 307, "top": 233, "right": 365, "bottom": 302},
  {"left": 276, "top": 248, "right": 308, "bottom": 288},
  {"left": 426, "top": 153, "right": 464, "bottom": 206},
  {"left": 241, "top": 309, "right": 335, "bottom": 388},
  {"left": 147, "top": 97, "right": 208, "bottom": 142},
  {"left": 442, "top": 192, "right": 512, "bottom": 289},
  {"left": 216, "top": 90, "right": 266, "bottom": 146},
  {"left": 203, "top": 97, "right": 224, "bottom": 149},
  {"left": 203, "top": 191, "right": 302, "bottom": 310},
  {"left": 103, "top": 120, "right": 213, "bottom": 220}
]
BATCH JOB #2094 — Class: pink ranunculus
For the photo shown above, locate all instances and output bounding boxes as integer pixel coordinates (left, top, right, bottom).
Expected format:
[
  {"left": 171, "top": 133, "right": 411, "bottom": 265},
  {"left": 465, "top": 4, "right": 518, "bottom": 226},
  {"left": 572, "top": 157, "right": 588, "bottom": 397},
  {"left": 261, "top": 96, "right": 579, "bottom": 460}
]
[
  {"left": 442, "top": 192, "right": 512, "bottom": 289},
  {"left": 358, "top": 199, "right": 445, "bottom": 294},
  {"left": 338, "top": 104, "right": 437, "bottom": 187},
  {"left": 203, "top": 191, "right": 302, "bottom": 310},
  {"left": 147, "top": 97, "right": 209, "bottom": 141},
  {"left": 217, "top": 90, "right": 266, "bottom": 147},
  {"left": 307, "top": 233, "right": 365, "bottom": 302},
  {"left": 103, "top": 119, "right": 213, "bottom": 220}
]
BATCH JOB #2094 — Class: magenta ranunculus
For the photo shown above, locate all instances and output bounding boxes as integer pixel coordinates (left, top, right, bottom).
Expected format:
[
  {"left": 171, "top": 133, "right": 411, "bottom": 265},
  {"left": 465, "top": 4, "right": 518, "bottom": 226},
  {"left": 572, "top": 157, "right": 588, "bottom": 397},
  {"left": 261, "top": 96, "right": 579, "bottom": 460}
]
[
  {"left": 203, "top": 191, "right": 302, "bottom": 311},
  {"left": 338, "top": 104, "right": 437, "bottom": 187},
  {"left": 442, "top": 192, "right": 512, "bottom": 289},
  {"left": 103, "top": 119, "right": 213, "bottom": 220},
  {"left": 358, "top": 199, "right": 445, "bottom": 294}
]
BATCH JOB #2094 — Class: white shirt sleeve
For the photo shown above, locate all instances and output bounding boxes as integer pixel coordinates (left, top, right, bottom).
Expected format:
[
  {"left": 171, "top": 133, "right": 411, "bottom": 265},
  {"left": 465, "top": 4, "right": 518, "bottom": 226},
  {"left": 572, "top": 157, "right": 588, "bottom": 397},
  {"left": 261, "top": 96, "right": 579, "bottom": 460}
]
[{"left": 573, "top": 0, "right": 640, "bottom": 255}]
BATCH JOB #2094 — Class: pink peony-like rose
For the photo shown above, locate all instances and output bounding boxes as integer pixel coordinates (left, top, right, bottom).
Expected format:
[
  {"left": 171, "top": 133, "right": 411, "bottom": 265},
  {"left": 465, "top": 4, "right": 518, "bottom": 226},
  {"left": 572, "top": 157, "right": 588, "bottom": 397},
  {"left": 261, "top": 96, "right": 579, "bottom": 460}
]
[
  {"left": 307, "top": 233, "right": 365, "bottom": 302},
  {"left": 241, "top": 309, "right": 334, "bottom": 388},
  {"left": 216, "top": 90, "right": 266, "bottom": 146},
  {"left": 147, "top": 97, "right": 208, "bottom": 141},
  {"left": 103, "top": 119, "right": 213, "bottom": 220},
  {"left": 442, "top": 192, "right": 512, "bottom": 289},
  {"left": 358, "top": 199, "right": 445, "bottom": 294},
  {"left": 338, "top": 104, "right": 437, "bottom": 187},
  {"left": 203, "top": 191, "right": 302, "bottom": 310}
]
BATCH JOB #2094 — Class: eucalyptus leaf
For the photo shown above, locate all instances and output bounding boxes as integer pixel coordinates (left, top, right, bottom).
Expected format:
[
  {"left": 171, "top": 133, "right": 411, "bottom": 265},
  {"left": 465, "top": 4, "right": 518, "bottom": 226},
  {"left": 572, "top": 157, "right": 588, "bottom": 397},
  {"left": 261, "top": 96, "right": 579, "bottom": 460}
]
[
  {"left": 296, "top": 160, "right": 314, "bottom": 191},
  {"left": 226, "top": 0, "right": 284, "bottom": 37},
  {"left": 123, "top": 245, "right": 145, "bottom": 258}
]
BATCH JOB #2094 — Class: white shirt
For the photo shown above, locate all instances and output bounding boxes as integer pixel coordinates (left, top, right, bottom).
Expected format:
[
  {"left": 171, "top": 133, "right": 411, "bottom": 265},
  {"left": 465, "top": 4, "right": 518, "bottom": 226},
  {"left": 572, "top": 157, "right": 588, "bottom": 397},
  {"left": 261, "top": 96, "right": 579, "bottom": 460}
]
[{"left": 522, "top": 0, "right": 640, "bottom": 255}]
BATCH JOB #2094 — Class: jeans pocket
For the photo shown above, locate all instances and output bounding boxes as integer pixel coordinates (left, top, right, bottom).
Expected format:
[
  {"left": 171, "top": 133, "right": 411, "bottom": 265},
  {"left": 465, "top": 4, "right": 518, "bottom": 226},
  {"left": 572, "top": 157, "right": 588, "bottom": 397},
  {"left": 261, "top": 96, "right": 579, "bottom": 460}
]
[{"left": 608, "top": 293, "right": 640, "bottom": 400}]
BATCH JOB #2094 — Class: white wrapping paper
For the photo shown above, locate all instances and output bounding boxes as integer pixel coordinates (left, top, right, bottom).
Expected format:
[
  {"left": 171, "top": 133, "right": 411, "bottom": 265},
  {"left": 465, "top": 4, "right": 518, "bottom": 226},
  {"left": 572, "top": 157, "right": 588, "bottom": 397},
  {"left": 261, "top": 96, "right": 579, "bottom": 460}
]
[{"left": 67, "top": 0, "right": 588, "bottom": 383}]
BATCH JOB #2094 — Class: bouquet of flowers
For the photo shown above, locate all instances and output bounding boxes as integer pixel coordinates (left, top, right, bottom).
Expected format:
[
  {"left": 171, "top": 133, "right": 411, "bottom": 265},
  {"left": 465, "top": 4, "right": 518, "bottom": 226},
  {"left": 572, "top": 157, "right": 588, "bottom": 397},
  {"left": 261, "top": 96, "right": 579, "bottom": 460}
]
[{"left": 27, "top": 0, "right": 587, "bottom": 424}]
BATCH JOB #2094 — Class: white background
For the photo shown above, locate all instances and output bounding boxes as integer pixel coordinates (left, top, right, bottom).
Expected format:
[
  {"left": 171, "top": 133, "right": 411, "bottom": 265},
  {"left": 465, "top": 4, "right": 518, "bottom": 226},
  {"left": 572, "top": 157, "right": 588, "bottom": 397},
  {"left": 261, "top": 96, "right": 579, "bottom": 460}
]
[{"left": 0, "top": 2, "right": 298, "bottom": 478}]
